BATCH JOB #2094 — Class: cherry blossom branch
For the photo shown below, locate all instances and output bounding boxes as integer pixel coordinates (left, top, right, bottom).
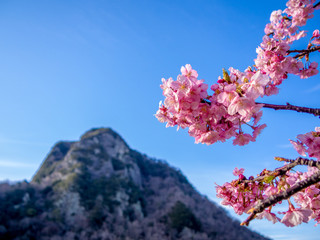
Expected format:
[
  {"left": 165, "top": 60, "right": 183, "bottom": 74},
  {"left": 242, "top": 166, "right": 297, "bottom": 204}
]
[
  {"left": 241, "top": 169, "right": 320, "bottom": 226},
  {"left": 239, "top": 161, "right": 298, "bottom": 184},
  {"left": 275, "top": 156, "right": 320, "bottom": 168},
  {"left": 240, "top": 156, "right": 320, "bottom": 190},
  {"left": 286, "top": 0, "right": 320, "bottom": 59},
  {"left": 287, "top": 46, "right": 320, "bottom": 59},
  {"left": 257, "top": 102, "right": 320, "bottom": 117}
]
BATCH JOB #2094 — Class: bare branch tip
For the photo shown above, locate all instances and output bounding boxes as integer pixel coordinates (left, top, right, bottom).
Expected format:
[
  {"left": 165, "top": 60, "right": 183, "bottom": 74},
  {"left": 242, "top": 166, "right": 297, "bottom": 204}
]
[{"left": 275, "top": 157, "right": 286, "bottom": 162}]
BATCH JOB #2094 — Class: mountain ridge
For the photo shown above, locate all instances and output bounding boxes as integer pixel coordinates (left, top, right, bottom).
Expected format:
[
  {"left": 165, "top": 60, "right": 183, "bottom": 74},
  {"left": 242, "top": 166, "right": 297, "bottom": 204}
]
[{"left": 0, "top": 127, "right": 270, "bottom": 240}]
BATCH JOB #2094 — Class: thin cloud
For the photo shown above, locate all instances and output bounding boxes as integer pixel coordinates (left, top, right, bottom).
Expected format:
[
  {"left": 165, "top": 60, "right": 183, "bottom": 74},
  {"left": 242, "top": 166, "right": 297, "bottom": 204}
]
[
  {"left": 0, "top": 160, "right": 37, "bottom": 168},
  {"left": 0, "top": 137, "right": 50, "bottom": 147},
  {"left": 305, "top": 84, "right": 320, "bottom": 93},
  {"left": 277, "top": 143, "right": 293, "bottom": 148}
]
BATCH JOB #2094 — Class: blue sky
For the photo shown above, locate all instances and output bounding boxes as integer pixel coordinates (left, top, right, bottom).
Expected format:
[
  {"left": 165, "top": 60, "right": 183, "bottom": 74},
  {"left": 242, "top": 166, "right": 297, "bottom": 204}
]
[{"left": 0, "top": 0, "right": 319, "bottom": 239}]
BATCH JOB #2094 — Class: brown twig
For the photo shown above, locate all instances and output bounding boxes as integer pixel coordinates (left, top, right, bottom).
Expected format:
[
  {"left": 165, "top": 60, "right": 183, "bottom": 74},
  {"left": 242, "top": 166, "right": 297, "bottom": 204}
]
[
  {"left": 257, "top": 102, "right": 320, "bottom": 117},
  {"left": 287, "top": 46, "right": 320, "bottom": 59},
  {"left": 241, "top": 169, "right": 320, "bottom": 226},
  {"left": 239, "top": 162, "right": 298, "bottom": 184},
  {"left": 275, "top": 156, "right": 320, "bottom": 169}
]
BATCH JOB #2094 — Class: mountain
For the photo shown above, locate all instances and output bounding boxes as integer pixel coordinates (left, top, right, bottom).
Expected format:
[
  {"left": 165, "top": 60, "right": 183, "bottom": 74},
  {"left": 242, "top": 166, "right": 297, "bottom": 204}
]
[{"left": 0, "top": 128, "right": 270, "bottom": 240}]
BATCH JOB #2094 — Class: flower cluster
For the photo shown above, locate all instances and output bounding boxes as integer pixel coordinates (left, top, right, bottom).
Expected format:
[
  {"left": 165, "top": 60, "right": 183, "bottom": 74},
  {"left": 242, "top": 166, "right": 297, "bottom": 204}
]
[
  {"left": 156, "top": 0, "right": 320, "bottom": 228},
  {"left": 216, "top": 127, "right": 320, "bottom": 227},
  {"left": 216, "top": 163, "right": 320, "bottom": 227},
  {"left": 289, "top": 167, "right": 320, "bottom": 225},
  {"left": 290, "top": 127, "right": 320, "bottom": 160},
  {"left": 156, "top": 0, "right": 319, "bottom": 146},
  {"left": 155, "top": 64, "right": 208, "bottom": 129},
  {"left": 155, "top": 65, "right": 267, "bottom": 145},
  {"left": 216, "top": 168, "right": 269, "bottom": 216},
  {"left": 255, "top": 0, "right": 318, "bottom": 91}
]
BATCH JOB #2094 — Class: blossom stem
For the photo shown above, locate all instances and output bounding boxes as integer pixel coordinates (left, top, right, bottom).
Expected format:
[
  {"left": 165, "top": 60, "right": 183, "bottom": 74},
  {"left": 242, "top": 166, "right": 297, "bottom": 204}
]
[
  {"left": 287, "top": 46, "right": 320, "bottom": 59},
  {"left": 257, "top": 102, "right": 320, "bottom": 117},
  {"left": 241, "top": 170, "right": 320, "bottom": 226},
  {"left": 239, "top": 162, "right": 298, "bottom": 184},
  {"left": 275, "top": 156, "right": 320, "bottom": 169}
]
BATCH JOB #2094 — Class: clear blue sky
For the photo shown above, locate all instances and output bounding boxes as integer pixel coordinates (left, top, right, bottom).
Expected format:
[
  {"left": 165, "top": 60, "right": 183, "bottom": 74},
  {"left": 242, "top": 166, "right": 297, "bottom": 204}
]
[{"left": 0, "top": 0, "right": 319, "bottom": 239}]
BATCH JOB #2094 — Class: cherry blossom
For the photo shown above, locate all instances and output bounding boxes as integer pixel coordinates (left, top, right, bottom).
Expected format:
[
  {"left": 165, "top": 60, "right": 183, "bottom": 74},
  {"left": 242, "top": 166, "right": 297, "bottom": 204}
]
[
  {"left": 256, "top": 210, "right": 280, "bottom": 224},
  {"left": 280, "top": 209, "right": 313, "bottom": 227},
  {"left": 290, "top": 127, "right": 320, "bottom": 160},
  {"left": 233, "top": 167, "right": 245, "bottom": 176},
  {"left": 156, "top": 0, "right": 320, "bottom": 228}
]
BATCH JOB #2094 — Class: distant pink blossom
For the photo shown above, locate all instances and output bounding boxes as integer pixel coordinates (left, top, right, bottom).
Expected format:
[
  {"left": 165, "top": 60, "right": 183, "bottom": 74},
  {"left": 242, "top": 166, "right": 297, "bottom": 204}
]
[
  {"left": 312, "top": 29, "right": 320, "bottom": 38},
  {"left": 233, "top": 167, "right": 245, "bottom": 176},
  {"left": 181, "top": 64, "right": 198, "bottom": 78}
]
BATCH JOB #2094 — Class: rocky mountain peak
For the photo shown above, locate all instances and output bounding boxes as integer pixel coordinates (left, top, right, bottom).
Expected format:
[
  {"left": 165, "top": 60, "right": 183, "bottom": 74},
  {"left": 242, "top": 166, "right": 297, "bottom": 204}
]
[
  {"left": 80, "top": 127, "right": 130, "bottom": 159},
  {"left": 31, "top": 127, "right": 132, "bottom": 187},
  {"left": 1, "top": 128, "right": 270, "bottom": 240}
]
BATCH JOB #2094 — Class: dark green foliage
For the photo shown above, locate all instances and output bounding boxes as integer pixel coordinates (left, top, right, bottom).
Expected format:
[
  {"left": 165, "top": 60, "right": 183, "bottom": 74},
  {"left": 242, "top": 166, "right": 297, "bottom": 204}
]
[
  {"left": 74, "top": 166, "right": 145, "bottom": 215},
  {"left": 123, "top": 207, "right": 136, "bottom": 222},
  {"left": 71, "top": 143, "right": 110, "bottom": 164},
  {"left": 132, "top": 151, "right": 189, "bottom": 184},
  {"left": 77, "top": 156, "right": 93, "bottom": 165},
  {"left": 32, "top": 142, "right": 73, "bottom": 183},
  {"left": 167, "top": 201, "right": 202, "bottom": 233},
  {"left": 126, "top": 181, "right": 147, "bottom": 217},
  {"left": 0, "top": 187, "right": 40, "bottom": 221},
  {"left": 112, "top": 158, "right": 125, "bottom": 170},
  {"left": 0, "top": 184, "right": 53, "bottom": 240},
  {"left": 209, "top": 231, "right": 218, "bottom": 238},
  {"left": 32, "top": 161, "right": 57, "bottom": 183},
  {"left": 81, "top": 128, "right": 113, "bottom": 140},
  {"left": 81, "top": 128, "right": 127, "bottom": 146},
  {"left": 89, "top": 209, "right": 105, "bottom": 228},
  {"left": 51, "top": 173, "right": 77, "bottom": 192},
  {"left": 51, "top": 208, "right": 63, "bottom": 222},
  {"left": 54, "top": 141, "right": 72, "bottom": 156},
  {"left": 88, "top": 202, "right": 105, "bottom": 228}
]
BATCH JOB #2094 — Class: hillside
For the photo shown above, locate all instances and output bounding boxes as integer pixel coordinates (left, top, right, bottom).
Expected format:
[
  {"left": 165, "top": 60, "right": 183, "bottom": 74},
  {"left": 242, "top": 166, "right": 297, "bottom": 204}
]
[{"left": 0, "top": 128, "right": 270, "bottom": 240}]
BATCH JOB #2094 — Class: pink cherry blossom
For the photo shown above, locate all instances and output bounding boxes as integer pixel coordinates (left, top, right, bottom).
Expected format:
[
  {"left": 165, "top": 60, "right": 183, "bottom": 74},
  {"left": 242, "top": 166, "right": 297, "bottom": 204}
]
[
  {"left": 290, "top": 139, "right": 307, "bottom": 156},
  {"left": 157, "top": 0, "right": 320, "bottom": 227},
  {"left": 233, "top": 133, "right": 254, "bottom": 146},
  {"left": 228, "top": 96, "right": 255, "bottom": 117},
  {"left": 280, "top": 209, "right": 313, "bottom": 227},
  {"left": 290, "top": 128, "right": 320, "bottom": 160},
  {"left": 245, "top": 71, "right": 270, "bottom": 99},
  {"left": 233, "top": 167, "right": 245, "bottom": 176},
  {"left": 181, "top": 64, "right": 198, "bottom": 79},
  {"left": 312, "top": 29, "right": 320, "bottom": 38},
  {"left": 256, "top": 210, "right": 280, "bottom": 223}
]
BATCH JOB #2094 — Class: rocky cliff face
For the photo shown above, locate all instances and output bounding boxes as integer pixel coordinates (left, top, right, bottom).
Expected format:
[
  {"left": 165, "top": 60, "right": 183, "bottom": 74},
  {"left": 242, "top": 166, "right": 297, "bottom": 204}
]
[{"left": 0, "top": 128, "right": 270, "bottom": 240}]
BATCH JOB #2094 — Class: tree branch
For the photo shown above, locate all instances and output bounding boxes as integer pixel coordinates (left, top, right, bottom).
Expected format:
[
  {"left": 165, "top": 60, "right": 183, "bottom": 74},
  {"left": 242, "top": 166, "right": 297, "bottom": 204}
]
[
  {"left": 257, "top": 102, "right": 320, "bottom": 117},
  {"left": 241, "top": 170, "right": 320, "bottom": 226},
  {"left": 275, "top": 156, "right": 320, "bottom": 168},
  {"left": 239, "top": 161, "right": 298, "bottom": 184},
  {"left": 287, "top": 46, "right": 320, "bottom": 59}
]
